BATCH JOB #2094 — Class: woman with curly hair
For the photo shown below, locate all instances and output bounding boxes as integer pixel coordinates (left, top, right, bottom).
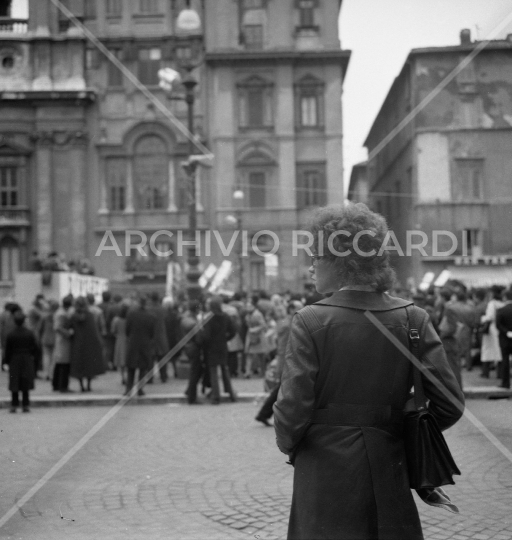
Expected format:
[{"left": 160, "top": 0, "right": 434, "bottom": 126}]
[{"left": 273, "top": 203, "right": 464, "bottom": 540}]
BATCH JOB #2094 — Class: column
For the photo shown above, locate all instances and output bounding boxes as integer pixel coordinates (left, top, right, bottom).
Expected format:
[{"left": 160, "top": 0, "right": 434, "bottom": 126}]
[
  {"left": 35, "top": 132, "right": 53, "bottom": 255},
  {"left": 167, "top": 158, "right": 177, "bottom": 212},
  {"left": 124, "top": 159, "right": 135, "bottom": 213},
  {"left": 69, "top": 133, "right": 88, "bottom": 259},
  {"left": 98, "top": 157, "right": 108, "bottom": 214}
]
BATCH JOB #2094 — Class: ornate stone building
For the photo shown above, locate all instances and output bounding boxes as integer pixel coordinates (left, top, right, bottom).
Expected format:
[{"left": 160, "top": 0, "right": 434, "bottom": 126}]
[{"left": 0, "top": 0, "right": 349, "bottom": 295}]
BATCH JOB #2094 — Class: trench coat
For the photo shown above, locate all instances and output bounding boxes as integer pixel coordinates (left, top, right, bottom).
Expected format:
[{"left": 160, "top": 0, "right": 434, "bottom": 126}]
[
  {"left": 4, "top": 326, "right": 39, "bottom": 393},
  {"left": 481, "top": 299, "right": 503, "bottom": 362},
  {"left": 273, "top": 291, "right": 464, "bottom": 540},
  {"left": 125, "top": 308, "right": 156, "bottom": 371},
  {"left": 70, "top": 311, "right": 106, "bottom": 380}
]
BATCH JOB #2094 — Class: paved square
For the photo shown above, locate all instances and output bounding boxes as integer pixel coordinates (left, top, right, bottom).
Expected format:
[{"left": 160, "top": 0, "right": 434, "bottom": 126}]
[{"left": 0, "top": 400, "right": 511, "bottom": 539}]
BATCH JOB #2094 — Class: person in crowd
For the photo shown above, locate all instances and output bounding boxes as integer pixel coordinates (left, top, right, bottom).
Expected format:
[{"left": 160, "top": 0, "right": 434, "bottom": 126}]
[
  {"left": 255, "top": 300, "right": 302, "bottom": 426},
  {"left": 438, "top": 288, "right": 463, "bottom": 388},
  {"left": 99, "top": 291, "right": 117, "bottom": 371},
  {"left": 182, "top": 300, "right": 205, "bottom": 404},
  {"left": 244, "top": 295, "right": 267, "bottom": 378},
  {"left": 162, "top": 297, "right": 182, "bottom": 379},
  {"left": 480, "top": 285, "right": 504, "bottom": 378},
  {"left": 0, "top": 302, "right": 19, "bottom": 370},
  {"left": 147, "top": 292, "right": 170, "bottom": 383},
  {"left": 273, "top": 203, "right": 464, "bottom": 540},
  {"left": 202, "top": 296, "right": 237, "bottom": 404},
  {"left": 27, "top": 294, "right": 46, "bottom": 375},
  {"left": 40, "top": 299, "right": 59, "bottom": 381},
  {"left": 451, "top": 290, "right": 478, "bottom": 372},
  {"left": 125, "top": 295, "right": 155, "bottom": 397},
  {"left": 230, "top": 293, "right": 247, "bottom": 376},
  {"left": 4, "top": 310, "right": 39, "bottom": 413},
  {"left": 70, "top": 297, "right": 106, "bottom": 392},
  {"left": 495, "top": 288, "right": 512, "bottom": 389},
  {"left": 111, "top": 303, "right": 129, "bottom": 385},
  {"left": 52, "top": 295, "right": 74, "bottom": 392},
  {"left": 222, "top": 297, "right": 244, "bottom": 377},
  {"left": 86, "top": 293, "right": 107, "bottom": 339}
]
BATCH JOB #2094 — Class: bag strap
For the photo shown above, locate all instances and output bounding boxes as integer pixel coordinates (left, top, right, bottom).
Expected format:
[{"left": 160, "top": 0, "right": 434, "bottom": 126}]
[{"left": 405, "top": 305, "right": 427, "bottom": 411}]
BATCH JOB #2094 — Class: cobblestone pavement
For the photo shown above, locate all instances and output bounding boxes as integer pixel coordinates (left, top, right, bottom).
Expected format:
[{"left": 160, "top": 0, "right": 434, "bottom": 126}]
[{"left": 0, "top": 399, "right": 511, "bottom": 539}]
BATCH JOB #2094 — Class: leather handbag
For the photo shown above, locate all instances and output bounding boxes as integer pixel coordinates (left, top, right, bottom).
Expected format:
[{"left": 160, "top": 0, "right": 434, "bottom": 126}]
[{"left": 403, "top": 306, "right": 461, "bottom": 489}]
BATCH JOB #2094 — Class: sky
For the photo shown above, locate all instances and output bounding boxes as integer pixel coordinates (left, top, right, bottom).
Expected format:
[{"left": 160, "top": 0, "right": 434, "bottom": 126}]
[{"left": 339, "top": 0, "right": 512, "bottom": 193}]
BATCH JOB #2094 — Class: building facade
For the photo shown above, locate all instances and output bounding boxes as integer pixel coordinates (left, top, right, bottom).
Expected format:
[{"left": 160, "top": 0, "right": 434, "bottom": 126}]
[
  {"left": 0, "top": 0, "right": 349, "bottom": 296},
  {"left": 364, "top": 30, "right": 512, "bottom": 289}
]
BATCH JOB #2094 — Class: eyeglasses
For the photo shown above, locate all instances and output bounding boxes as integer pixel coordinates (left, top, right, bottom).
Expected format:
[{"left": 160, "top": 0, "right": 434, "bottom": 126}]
[{"left": 310, "top": 255, "right": 324, "bottom": 266}]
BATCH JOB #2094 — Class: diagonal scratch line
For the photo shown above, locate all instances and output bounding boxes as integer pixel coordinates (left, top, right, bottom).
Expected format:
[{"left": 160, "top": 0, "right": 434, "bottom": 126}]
[
  {"left": 368, "top": 9, "right": 512, "bottom": 162},
  {"left": 0, "top": 312, "right": 213, "bottom": 530},
  {"left": 48, "top": 0, "right": 213, "bottom": 160},
  {"left": 364, "top": 310, "right": 512, "bottom": 465}
]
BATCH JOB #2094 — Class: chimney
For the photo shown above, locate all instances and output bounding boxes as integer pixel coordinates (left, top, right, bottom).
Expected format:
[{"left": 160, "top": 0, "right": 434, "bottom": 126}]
[{"left": 460, "top": 29, "right": 471, "bottom": 46}]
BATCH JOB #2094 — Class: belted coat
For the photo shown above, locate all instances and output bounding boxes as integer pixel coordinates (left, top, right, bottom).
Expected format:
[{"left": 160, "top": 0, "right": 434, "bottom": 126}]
[{"left": 273, "top": 291, "right": 464, "bottom": 540}]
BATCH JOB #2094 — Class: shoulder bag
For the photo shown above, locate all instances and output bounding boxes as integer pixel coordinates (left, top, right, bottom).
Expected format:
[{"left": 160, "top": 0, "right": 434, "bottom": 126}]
[{"left": 404, "top": 306, "right": 461, "bottom": 489}]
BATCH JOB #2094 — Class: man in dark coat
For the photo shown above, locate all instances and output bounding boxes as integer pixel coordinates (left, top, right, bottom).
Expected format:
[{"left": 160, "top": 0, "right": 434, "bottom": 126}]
[
  {"left": 99, "top": 290, "right": 117, "bottom": 370},
  {"left": 182, "top": 300, "right": 205, "bottom": 404},
  {"left": 125, "top": 296, "right": 155, "bottom": 396},
  {"left": 163, "top": 298, "right": 181, "bottom": 379},
  {"left": 202, "top": 296, "right": 237, "bottom": 404},
  {"left": 147, "top": 292, "right": 169, "bottom": 383},
  {"left": 495, "top": 288, "right": 512, "bottom": 389},
  {"left": 4, "top": 310, "right": 39, "bottom": 413}
]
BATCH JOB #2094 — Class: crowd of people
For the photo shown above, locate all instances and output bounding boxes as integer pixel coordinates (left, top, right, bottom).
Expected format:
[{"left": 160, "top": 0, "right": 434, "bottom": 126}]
[
  {"left": 400, "top": 282, "right": 512, "bottom": 390},
  {"left": 1, "top": 275, "right": 511, "bottom": 413},
  {"left": 0, "top": 287, "right": 316, "bottom": 412}
]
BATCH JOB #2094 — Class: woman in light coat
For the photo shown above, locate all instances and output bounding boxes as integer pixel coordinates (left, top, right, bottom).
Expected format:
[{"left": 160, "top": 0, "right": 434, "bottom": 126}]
[
  {"left": 244, "top": 296, "right": 267, "bottom": 378},
  {"left": 480, "top": 285, "right": 504, "bottom": 378}
]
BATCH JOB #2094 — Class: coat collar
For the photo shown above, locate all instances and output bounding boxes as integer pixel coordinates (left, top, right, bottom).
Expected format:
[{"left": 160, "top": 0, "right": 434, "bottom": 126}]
[{"left": 314, "top": 290, "right": 413, "bottom": 312}]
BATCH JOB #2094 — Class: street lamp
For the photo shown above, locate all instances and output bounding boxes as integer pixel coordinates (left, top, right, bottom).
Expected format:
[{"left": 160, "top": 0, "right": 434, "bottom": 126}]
[
  {"left": 160, "top": 3, "right": 205, "bottom": 303},
  {"left": 232, "top": 188, "right": 245, "bottom": 292}
]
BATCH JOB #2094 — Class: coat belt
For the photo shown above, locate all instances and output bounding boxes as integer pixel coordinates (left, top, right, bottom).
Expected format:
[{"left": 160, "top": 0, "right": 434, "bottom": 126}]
[{"left": 311, "top": 403, "right": 404, "bottom": 428}]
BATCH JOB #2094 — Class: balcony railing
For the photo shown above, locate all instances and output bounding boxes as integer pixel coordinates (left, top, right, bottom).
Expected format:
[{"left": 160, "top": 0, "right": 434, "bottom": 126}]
[
  {"left": 0, "top": 18, "right": 28, "bottom": 34},
  {"left": 0, "top": 207, "right": 30, "bottom": 227},
  {"left": 125, "top": 257, "right": 171, "bottom": 274}
]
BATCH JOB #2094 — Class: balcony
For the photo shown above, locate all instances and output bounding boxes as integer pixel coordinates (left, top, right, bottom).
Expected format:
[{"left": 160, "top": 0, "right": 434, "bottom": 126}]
[
  {"left": 125, "top": 257, "right": 171, "bottom": 276},
  {"left": 0, "top": 18, "right": 28, "bottom": 34},
  {"left": 0, "top": 207, "right": 30, "bottom": 227}
]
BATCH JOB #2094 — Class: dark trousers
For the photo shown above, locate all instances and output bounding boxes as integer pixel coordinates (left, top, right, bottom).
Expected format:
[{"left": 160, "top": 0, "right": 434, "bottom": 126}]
[
  {"left": 148, "top": 356, "right": 168, "bottom": 383},
  {"left": 227, "top": 351, "right": 239, "bottom": 377},
  {"left": 52, "top": 363, "right": 70, "bottom": 391},
  {"left": 499, "top": 340, "right": 512, "bottom": 388},
  {"left": 11, "top": 390, "right": 29, "bottom": 408},
  {"left": 257, "top": 384, "right": 280, "bottom": 420},
  {"left": 186, "top": 352, "right": 203, "bottom": 404},
  {"left": 209, "top": 364, "right": 236, "bottom": 403},
  {"left": 126, "top": 366, "right": 149, "bottom": 394}
]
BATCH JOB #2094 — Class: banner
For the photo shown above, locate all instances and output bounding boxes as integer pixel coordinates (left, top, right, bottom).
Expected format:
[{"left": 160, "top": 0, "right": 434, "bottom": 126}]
[
  {"left": 208, "top": 261, "right": 233, "bottom": 293},
  {"left": 264, "top": 254, "right": 279, "bottom": 277}
]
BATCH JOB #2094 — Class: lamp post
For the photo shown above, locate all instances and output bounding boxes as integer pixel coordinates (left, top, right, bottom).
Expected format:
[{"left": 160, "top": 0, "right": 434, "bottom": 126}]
[
  {"left": 226, "top": 188, "right": 245, "bottom": 292},
  {"left": 172, "top": 5, "right": 205, "bottom": 303}
]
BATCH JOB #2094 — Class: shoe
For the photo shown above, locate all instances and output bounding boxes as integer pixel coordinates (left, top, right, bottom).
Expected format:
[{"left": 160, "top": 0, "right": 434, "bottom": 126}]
[
  {"left": 255, "top": 416, "right": 271, "bottom": 427},
  {"left": 230, "top": 395, "right": 238, "bottom": 403},
  {"left": 244, "top": 374, "right": 251, "bottom": 379},
  {"left": 9, "top": 407, "right": 16, "bottom": 413},
  {"left": 137, "top": 390, "right": 145, "bottom": 397},
  {"left": 22, "top": 407, "right": 30, "bottom": 413},
  {"left": 211, "top": 400, "right": 220, "bottom": 405}
]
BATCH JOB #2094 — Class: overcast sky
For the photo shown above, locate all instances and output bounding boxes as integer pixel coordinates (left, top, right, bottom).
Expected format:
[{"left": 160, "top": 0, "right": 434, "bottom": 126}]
[{"left": 339, "top": 0, "right": 512, "bottom": 193}]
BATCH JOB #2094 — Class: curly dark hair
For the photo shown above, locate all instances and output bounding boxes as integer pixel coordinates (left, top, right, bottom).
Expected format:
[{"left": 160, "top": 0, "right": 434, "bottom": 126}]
[{"left": 307, "top": 203, "right": 396, "bottom": 292}]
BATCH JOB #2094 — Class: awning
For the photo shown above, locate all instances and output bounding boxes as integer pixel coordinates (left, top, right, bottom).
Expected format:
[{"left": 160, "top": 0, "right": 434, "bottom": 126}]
[{"left": 443, "top": 266, "right": 512, "bottom": 288}]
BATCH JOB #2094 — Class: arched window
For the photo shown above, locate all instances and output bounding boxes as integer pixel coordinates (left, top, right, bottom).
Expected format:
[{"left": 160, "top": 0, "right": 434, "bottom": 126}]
[
  {"left": 133, "top": 135, "right": 168, "bottom": 210},
  {"left": 0, "top": 236, "right": 19, "bottom": 282}
]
